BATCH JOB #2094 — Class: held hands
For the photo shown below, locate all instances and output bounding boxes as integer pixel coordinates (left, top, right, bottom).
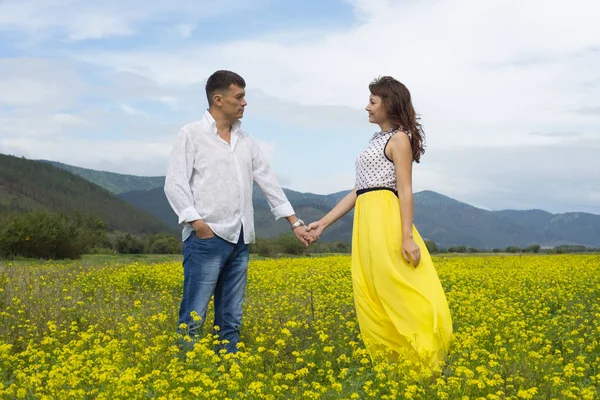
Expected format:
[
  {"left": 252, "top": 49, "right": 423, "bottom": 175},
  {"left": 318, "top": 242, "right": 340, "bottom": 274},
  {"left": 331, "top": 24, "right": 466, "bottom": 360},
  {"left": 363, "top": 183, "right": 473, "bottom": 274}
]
[
  {"left": 295, "top": 219, "right": 326, "bottom": 247},
  {"left": 292, "top": 219, "right": 325, "bottom": 246},
  {"left": 293, "top": 225, "right": 310, "bottom": 246},
  {"left": 306, "top": 220, "right": 325, "bottom": 240},
  {"left": 292, "top": 225, "right": 319, "bottom": 246},
  {"left": 402, "top": 237, "right": 421, "bottom": 267}
]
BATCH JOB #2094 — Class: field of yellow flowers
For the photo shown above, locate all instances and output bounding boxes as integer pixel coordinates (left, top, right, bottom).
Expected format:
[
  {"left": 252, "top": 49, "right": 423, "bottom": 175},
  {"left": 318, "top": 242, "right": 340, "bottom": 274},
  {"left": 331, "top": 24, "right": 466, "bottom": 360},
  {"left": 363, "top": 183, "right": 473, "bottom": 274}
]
[{"left": 1, "top": 254, "right": 599, "bottom": 399}]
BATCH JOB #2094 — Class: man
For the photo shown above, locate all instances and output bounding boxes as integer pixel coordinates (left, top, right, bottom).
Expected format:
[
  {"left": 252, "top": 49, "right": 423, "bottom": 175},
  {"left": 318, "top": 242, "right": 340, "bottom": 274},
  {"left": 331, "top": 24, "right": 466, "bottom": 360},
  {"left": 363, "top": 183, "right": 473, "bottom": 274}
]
[{"left": 164, "top": 70, "right": 312, "bottom": 353}]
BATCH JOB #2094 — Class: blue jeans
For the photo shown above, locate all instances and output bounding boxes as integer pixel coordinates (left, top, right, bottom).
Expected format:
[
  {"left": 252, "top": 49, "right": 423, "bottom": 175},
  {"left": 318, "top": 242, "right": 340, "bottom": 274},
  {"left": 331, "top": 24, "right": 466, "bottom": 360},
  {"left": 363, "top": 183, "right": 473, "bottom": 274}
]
[{"left": 178, "top": 228, "right": 249, "bottom": 353}]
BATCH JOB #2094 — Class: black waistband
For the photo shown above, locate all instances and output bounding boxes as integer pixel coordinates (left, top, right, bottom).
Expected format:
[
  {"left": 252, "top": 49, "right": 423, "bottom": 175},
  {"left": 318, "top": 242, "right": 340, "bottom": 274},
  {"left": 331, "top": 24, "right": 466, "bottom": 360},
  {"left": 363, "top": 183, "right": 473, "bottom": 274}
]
[{"left": 356, "top": 187, "right": 398, "bottom": 197}]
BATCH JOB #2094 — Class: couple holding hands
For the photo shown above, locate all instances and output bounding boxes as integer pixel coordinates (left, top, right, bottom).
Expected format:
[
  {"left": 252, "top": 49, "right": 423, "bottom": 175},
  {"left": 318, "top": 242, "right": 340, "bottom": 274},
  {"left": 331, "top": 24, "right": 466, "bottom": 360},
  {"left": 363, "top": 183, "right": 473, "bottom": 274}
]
[{"left": 164, "top": 70, "right": 452, "bottom": 367}]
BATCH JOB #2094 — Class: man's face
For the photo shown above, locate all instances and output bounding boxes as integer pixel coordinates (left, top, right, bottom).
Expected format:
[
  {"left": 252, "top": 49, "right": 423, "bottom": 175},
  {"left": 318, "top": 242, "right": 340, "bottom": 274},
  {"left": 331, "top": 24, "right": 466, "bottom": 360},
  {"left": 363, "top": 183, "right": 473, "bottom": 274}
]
[{"left": 217, "top": 84, "right": 247, "bottom": 120}]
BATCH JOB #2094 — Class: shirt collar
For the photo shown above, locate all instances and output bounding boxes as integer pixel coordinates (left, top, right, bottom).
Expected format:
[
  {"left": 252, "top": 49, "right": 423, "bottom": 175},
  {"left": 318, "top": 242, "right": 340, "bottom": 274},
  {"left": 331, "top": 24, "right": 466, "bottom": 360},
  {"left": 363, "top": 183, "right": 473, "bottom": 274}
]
[{"left": 203, "top": 110, "right": 242, "bottom": 136}]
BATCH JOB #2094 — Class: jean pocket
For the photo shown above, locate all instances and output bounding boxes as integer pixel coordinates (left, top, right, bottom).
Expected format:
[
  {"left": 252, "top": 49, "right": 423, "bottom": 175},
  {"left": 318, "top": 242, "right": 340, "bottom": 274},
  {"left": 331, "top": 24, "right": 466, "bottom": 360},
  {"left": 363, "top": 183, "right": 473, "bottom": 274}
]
[{"left": 192, "top": 231, "right": 216, "bottom": 241}]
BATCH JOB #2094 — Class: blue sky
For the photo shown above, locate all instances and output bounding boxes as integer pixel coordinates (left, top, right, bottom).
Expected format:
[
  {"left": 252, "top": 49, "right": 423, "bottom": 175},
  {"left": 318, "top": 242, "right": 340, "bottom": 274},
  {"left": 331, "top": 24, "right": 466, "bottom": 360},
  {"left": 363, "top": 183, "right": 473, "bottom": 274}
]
[{"left": 1, "top": 0, "right": 599, "bottom": 214}]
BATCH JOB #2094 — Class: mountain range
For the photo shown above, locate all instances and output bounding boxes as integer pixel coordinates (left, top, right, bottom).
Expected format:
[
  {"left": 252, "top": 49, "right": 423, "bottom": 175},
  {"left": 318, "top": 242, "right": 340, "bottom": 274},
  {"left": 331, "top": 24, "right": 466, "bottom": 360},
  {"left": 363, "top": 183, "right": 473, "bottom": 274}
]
[
  {"left": 0, "top": 154, "right": 597, "bottom": 248},
  {"left": 33, "top": 159, "right": 600, "bottom": 249},
  {"left": 0, "top": 154, "right": 173, "bottom": 235}
]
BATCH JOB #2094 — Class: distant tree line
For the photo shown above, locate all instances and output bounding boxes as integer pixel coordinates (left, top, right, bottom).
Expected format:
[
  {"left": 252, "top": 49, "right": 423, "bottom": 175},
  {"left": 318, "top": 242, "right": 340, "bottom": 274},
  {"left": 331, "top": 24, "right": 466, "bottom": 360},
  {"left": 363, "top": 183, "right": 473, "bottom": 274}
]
[
  {"left": 432, "top": 243, "right": 599, "bottom": 254},
  {"left": 0, "top": 211, "right": 181, "bottom": 259},
  {"left": 249, "top": 234, "right": 351, "bottom": 257},
  {"left": 0, "top": 210, "right": 353, "bottom": 260},
  {"left": 0, "top": 210, "right": 352, "bottom": 260},
  {"left": 2, "top": 210, "right": 597, "bottom": 260}
]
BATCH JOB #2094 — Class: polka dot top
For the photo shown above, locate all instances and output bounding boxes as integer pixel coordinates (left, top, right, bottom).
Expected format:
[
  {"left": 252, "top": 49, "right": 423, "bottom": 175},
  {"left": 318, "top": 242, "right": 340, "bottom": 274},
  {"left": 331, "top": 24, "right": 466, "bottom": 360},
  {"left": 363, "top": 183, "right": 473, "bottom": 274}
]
[{"left": 355, "top": 128, "right": 411, "bottom": 192}]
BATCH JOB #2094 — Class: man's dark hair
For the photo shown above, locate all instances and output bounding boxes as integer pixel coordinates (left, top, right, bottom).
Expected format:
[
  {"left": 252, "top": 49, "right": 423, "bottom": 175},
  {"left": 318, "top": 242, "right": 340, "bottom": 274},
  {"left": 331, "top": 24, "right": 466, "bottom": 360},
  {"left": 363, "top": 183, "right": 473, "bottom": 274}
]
[{"left": 206, "top": 70, "right": 246, "bottom": 106}]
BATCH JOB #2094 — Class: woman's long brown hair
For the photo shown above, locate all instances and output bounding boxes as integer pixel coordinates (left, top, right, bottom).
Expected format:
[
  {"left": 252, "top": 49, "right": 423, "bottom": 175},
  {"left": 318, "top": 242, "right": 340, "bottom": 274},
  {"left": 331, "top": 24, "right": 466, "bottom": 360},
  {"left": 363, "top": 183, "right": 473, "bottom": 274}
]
[{"left": 369, "top": 76, "right": 426, "bottom": 163}]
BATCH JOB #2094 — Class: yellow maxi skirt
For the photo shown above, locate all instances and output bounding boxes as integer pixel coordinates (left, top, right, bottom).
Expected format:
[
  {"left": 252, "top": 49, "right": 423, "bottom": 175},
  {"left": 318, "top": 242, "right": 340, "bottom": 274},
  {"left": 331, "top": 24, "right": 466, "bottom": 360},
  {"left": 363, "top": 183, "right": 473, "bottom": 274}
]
[{"left": 351, "top": 190, "right": 453, "bottom": 366}]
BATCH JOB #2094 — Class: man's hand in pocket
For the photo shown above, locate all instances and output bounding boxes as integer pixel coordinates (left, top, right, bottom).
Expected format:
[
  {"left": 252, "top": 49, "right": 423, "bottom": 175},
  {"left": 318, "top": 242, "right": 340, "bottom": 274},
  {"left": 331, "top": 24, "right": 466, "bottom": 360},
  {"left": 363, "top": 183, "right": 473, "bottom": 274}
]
[{"left": 191, "top": 219, "right": 215, "bottom": 239}]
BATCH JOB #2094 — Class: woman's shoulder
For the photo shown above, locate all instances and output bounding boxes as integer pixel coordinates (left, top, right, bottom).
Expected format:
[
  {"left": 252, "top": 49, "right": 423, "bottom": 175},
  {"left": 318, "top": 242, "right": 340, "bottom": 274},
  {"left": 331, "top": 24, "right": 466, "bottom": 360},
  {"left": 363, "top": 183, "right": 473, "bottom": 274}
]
[
  {"left": 387, "top": 129, "right": 412, "bottom": 149},
  {"left": 388, "top": 129, "right": 412, "bottom": 143}
]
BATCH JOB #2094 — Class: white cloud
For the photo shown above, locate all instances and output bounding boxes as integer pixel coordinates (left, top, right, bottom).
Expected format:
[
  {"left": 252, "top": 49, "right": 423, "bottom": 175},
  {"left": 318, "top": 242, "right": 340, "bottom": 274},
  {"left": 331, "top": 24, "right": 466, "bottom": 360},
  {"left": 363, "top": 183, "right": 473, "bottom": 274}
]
[
  {"left": 0, "top": 60, "right": 200, "bottom": 143},
  {"left": 174, "top": 24, "right": 195, "bottom": 39},
  {"left": 73, "top": 0, "right": 600, "bottom": 151},
  {"left": 255, "top": 140, "right": 276, "bottom": 163},
  {"left": 0, "top": 0, "right": 266, "bottom": 41},
  {"left": 247, "top": 89, "right": 369, "bottom": 131},
  {"left": 66, "top": 14, "right": 134, "bottom": 41},
  {"left": 0, "top": 0, "right": 133, "bottom": 41},
  {"left": 51, "top": 113, "right": 90, "bottom": 127},
  {"left": 343, "top": 0, "right": 394, "bottom": 19},
  {"left": 1, "top": 136, "right": 172, "bottom": 176},
  {"left": 119, "top": 104, "right": 146, "bottom": 117},
  {"left": 0, "top": 59, "right": 85, "bottom": 109},
  {"left": 579, "top": 106, "right": 600, "bottom": 116},
  {"left": 0, "top": 109, "right": 93, "bottom": 138}
]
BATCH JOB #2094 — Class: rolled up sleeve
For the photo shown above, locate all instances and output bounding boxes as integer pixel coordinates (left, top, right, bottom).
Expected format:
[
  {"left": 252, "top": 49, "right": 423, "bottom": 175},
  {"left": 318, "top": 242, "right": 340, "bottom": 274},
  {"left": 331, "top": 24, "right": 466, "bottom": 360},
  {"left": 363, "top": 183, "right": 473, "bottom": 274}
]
[{"left": 269, "top": 201, "right": 295, "bottom": 220}]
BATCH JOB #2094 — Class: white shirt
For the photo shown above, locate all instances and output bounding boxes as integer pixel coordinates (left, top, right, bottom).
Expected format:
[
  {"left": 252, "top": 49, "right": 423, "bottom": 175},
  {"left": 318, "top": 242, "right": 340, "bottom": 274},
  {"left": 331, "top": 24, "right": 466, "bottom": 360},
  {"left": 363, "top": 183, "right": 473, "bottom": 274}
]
[{"left": 164, "top": 110, "right": 295, "bottom": 243}]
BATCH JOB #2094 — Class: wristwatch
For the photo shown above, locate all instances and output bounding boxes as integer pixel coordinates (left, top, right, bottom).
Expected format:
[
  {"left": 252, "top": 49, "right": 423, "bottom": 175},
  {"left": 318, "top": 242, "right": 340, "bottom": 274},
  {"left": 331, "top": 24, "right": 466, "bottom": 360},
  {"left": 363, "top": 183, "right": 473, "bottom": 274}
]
[{"left": 290, "top": 219, "right": 305, "bottom": 230}]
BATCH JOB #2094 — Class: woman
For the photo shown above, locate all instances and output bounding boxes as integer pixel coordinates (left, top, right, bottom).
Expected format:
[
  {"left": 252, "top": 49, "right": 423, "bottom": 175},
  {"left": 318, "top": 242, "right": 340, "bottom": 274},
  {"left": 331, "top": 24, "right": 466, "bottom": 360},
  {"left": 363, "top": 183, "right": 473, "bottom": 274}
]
[{"left": 307, "top": 76, "right": 453, "bottom": 366}]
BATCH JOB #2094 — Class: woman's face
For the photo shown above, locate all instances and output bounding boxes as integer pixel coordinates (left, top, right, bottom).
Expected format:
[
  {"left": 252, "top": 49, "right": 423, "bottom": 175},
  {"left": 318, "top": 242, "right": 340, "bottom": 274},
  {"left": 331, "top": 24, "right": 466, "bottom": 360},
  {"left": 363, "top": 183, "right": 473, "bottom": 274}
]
[{"left": 365, "top": 94, "right": 387, "bottom": 125}]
